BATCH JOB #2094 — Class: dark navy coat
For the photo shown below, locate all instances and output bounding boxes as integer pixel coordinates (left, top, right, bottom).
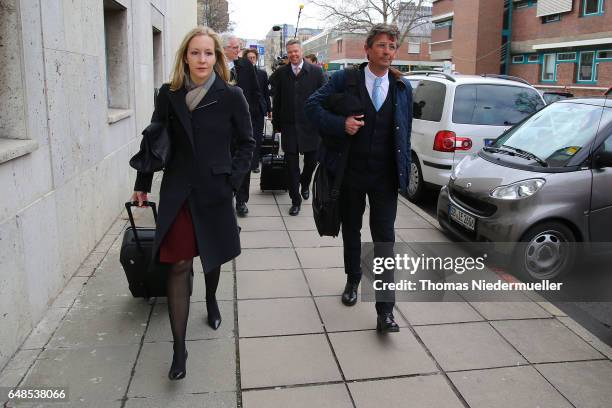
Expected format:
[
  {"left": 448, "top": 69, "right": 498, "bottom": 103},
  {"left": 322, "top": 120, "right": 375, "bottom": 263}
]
[{"left": 304, "top": 65, "right": 413, "bottom": 192}]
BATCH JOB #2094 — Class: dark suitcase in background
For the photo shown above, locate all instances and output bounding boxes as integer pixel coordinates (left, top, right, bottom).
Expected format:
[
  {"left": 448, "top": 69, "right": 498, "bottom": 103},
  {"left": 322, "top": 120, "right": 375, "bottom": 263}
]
[
  {"left": 260, "top": 154, "right": 288, "bottom": 191},
  {"left": 120, "top": 201, "right": 192, "bottom": 298},
  {"left": 260, "top": 131, "right": 287, "bottom": 191}
]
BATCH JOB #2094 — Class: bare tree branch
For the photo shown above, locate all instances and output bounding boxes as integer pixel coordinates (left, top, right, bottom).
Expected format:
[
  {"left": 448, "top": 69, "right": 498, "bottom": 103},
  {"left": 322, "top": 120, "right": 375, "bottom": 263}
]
[{"left": 308, "top": 0, "right": 431, "bottom": 46}]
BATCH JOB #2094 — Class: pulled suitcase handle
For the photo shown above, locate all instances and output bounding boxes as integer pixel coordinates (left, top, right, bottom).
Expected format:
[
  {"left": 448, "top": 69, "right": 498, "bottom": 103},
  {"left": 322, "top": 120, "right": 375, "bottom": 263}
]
[{"left": 125, "top": 201, "right": 158, "bottom": 253}]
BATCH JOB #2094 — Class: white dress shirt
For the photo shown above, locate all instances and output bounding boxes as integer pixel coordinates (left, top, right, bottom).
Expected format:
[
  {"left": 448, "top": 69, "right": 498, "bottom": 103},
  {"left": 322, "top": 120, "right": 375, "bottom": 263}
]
[
  {"left": 291, "top": 60, "right": 304, "bottom": 76},
  {"left": 364, "top": 64, "right": 389, "bottom": 105},
  {"left": 227, "top": 60, "right": 234, "bottom": 70}
]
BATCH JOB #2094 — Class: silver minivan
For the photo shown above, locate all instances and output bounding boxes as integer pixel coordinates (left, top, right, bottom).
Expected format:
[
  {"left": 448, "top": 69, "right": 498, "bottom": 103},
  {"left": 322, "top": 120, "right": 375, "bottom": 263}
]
[{"left": 437, "top": 98, "right": 612, "bottom": 281}]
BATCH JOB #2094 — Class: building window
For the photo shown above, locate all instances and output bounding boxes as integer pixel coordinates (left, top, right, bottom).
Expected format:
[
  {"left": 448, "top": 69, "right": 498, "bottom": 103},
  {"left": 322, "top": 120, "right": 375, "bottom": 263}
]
[
  {"left": 583, "top": 0, "right": 604, "bottom": 15},
  {"left": 152, "top": 27, "right": 163, "bottom": 100},
  {"left": 512, "top": 55, "right": 525, "bottom": 63},
  {"left": 557, "top": 52, "right": 576, "bottom": 61},
  {"left": 597, "top": 50, "right": 612, "bottom": 59},
  {"left": 434, "top": 19, "right": 453, "bottom": 39},
  {"left": 516, "top": 0, "right": 537, "bottom": 7},
  {"left": 542, "top": 53, "right": 556, "bottom": 81},
  {"left": 103, "top": 0, "right": 129, "bottom": 110},
  {"left": 337, "top": 39, "right": 342, "bottom": 53},
  {"left": 408, "top": 42, "right": 420, "bottom": 54},
  {"left": 528, "top": 54, "right": 540, "bottom": 62},
  {"left": 542, "top": 14, "right": 560, "bottom": 23},
  {"left": 578, "top": 51, "right": 595, "bottom": 81}
]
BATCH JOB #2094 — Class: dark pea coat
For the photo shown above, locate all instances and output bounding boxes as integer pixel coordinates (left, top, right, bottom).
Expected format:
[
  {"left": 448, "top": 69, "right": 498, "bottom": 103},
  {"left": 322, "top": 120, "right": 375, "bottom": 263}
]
[
  {"left": 256, "top": 67, "right": 272, "bottom": 116},
  {"left": 271, "top": 60, "right": 325, "bottom": 154},
  {"left": 134, "top": 74, "right": 255, "bottom": 273},
  {"left": 234, "top": 57, "right": 262, "bottom": 120}
]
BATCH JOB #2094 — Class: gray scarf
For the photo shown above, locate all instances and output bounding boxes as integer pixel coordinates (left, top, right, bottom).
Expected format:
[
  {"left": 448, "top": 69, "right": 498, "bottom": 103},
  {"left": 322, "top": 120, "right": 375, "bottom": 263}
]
[{"left": 185, "top": 70, "right": 216, "bottom": 112}]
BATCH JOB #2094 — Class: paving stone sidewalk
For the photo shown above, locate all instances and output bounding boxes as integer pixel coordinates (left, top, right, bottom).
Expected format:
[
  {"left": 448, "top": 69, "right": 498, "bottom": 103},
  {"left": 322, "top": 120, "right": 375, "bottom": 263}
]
[{"left": 1, "top": 171, "right": 612, "bottom": 408}]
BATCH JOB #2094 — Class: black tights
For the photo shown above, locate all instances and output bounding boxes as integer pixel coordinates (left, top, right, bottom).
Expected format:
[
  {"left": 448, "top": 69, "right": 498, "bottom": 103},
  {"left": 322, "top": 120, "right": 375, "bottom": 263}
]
[{"left": 167, "top": 261, "right": 221, "bottom": 358}]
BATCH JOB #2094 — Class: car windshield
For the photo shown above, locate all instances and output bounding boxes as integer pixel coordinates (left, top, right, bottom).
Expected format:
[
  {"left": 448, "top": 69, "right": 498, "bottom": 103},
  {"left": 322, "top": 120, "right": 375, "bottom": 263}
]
[
  {"left": 453, "top": 84, "right": 545, "bottom": 126},
  {"left": 492, "top": 102, "right": 605, "bottom": 167}
]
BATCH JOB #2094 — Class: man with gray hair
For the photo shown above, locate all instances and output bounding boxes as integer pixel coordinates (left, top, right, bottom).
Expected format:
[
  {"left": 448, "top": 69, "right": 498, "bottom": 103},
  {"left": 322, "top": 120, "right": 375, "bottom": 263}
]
[
  {"left": 272, "top": 39, "right": 325, "bottom": 215},
  {"left": 222, "top": 33, "right": 262, "bottom": 217}
]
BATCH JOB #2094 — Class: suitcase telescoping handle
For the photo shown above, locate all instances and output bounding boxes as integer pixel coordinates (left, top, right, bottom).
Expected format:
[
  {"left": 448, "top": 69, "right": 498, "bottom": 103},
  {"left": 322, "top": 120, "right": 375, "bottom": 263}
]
[{"left": 125, "top": 201, "right": 158, "bottom": 253}]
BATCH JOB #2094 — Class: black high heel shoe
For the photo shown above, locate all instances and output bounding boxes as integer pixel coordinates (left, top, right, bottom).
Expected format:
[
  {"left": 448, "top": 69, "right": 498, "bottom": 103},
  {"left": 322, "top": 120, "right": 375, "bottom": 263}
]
[
  {"left": 168, "top": 349, "right": 188, "bottom": 380},
  {"left": 206, "top": 298, "right": 222, "bottom": 330}
]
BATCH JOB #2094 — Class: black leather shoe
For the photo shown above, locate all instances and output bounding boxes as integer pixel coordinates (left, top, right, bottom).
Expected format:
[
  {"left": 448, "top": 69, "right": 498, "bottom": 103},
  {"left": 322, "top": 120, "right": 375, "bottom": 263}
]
[
  {"left": 341, "top": 281, "right": 359, "bottom": 306},
  {"left": 206, "top": 298, "right": 222, "bottom": 330},
  {"left": 168, "top": 349, "right": 188, "bottom": 380},
  {"left": 236, "top": 202, "right": 248, "bottom": 217},
  {"left": 376, "top": 313, "right": 400, "bottom": 333},
  {"left": 289, "top": 204, "right": 300, "bottom": 216},
  {"left": 252, "top": 167, "right": 260, "bottom": 173},
  {"left": 301, "top": 186, "right": 310, "bottom": 200}
]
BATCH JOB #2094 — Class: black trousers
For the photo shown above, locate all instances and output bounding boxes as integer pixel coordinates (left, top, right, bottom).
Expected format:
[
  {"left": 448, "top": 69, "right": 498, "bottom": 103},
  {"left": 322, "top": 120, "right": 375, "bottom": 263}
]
[
  {"left": 251, "top": 115, "right": 265, "bottom": 170},
  {"left": 236, "top": 115, "right": 264, "bottom": 204},
  {"left": 285, "top": 150, "right": 317, "bottom": 206},
  {"left": 340, "top": 176, "right": 398, "bottom": 314}
]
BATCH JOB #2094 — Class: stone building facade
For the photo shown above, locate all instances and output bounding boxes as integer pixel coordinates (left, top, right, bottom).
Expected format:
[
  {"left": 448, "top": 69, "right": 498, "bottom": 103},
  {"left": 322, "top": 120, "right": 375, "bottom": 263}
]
[{"left": 0, "top": 0, "right": 196, "bottom": 369}]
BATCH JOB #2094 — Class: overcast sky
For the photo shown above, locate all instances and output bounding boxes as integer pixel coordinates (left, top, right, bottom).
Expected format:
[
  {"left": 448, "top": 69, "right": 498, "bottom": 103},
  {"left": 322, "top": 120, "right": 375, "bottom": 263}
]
[{"left": 228, "top": 0, "right": 325, "bottom": 40}]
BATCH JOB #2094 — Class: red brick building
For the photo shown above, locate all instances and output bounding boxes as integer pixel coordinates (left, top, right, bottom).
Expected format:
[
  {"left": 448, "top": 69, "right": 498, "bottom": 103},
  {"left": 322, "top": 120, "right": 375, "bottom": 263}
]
[
  {"left": 430, "top": 0, "right": 612, "bottom": 96},
  {"left": 302, "top": 30, "right": 441, "bottom": 72}
]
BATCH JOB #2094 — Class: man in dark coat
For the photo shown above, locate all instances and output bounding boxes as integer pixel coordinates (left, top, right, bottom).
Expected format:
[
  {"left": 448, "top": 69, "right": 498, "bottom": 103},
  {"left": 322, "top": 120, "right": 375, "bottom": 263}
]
[
  {"left": 304, "top": 24, "right": 413, "bottom": 333},
  {"left": 272, "top": 39, "right": 325, "bottom": 215},
  {"left": 243, "top": 48, "right": 272, "bottom": 173},
  {"left": 223, "top": 34, "right": 262, "bottom": 216}
]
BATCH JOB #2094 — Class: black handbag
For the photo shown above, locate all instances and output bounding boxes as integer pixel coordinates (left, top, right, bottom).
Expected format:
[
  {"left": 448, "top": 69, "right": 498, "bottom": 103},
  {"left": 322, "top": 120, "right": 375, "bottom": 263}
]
[
  {"left": 129, "top": 121, "right": 171, "bottom": 172},
  {"left": 312, "top": 156, "right": 348, "bottom": 237}
]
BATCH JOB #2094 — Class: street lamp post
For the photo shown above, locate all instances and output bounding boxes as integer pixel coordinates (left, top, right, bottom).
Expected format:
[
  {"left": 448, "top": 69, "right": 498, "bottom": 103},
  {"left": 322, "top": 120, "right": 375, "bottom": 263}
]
[
  {"left": 294, "top": 4, "right": 304, "bottom": 38},
  {"left": 272, "top": 25, "right": 283, "bottom": 58}
]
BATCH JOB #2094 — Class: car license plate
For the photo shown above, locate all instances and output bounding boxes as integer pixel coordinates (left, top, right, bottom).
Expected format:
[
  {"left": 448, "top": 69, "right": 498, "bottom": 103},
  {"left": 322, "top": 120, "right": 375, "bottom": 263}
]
[
  {"left": 484, "top": 138, "right": 496, "bottom": 147},
  {"left": 449, "top": 205, "right": 476, "bottom": 231}
]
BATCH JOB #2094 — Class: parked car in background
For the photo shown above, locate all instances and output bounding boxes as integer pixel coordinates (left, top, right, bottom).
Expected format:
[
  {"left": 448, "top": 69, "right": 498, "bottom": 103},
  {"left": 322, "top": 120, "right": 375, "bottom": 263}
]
[
  {"left": 540, "top": 90, "right": 574, "bottom": 105},
  {"left": 437, "top": 97, "right": 612, "bottom": 281},
  {"left": 404, "top": 71, "right": 545, "bottom": 202}
]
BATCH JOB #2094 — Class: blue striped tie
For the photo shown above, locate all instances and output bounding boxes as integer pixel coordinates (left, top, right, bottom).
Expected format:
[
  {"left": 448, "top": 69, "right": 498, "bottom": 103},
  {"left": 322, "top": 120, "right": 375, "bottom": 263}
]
[{"left": 372, "top": 77, "right": 383, "bottom": 111}]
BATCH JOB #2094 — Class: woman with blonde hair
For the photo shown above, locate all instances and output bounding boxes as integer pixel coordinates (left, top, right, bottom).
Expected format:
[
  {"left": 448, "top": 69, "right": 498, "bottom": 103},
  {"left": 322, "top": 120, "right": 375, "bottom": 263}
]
[{"left": 131, "top": 26, "right": 254, "bottom": 380}]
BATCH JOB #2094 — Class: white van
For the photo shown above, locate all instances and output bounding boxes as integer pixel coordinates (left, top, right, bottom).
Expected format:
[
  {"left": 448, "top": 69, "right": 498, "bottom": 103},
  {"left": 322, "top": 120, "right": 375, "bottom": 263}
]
[{"left": 404, "top": 72, "right": 545, "bottom": 202}]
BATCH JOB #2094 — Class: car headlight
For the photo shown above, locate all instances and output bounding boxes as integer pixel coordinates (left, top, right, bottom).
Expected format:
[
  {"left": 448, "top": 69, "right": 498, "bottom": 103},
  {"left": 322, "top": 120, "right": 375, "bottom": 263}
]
[
  {"left": 450, "top": 156, "right": 469, "bottom": 180},
  {"left": 490, "top": 179, "right": 545, "bottom": 200}
]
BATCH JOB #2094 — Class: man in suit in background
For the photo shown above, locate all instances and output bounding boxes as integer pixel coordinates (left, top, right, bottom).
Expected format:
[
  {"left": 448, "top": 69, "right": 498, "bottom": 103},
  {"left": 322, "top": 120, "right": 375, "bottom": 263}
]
[
  {"left": 243, "top": 48, "right": 272, "bottom": 173},
  {"left": 272, "top": 39, "right": 325, "bottom": 215},
  {"left": 222, "top": 34, "right": 261, "bottom": 217}
]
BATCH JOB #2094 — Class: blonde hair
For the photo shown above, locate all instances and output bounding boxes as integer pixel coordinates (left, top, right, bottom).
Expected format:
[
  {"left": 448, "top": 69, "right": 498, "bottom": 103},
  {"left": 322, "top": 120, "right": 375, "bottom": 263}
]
[{"left": 169, "top": 27, "right": 230, "bottom": 91}]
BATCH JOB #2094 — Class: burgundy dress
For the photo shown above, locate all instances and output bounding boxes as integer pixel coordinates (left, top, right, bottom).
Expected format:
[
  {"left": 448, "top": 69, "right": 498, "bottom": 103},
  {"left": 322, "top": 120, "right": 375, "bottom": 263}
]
[{"left": 159, "top": 202, "right": 199, "bottom": 263}]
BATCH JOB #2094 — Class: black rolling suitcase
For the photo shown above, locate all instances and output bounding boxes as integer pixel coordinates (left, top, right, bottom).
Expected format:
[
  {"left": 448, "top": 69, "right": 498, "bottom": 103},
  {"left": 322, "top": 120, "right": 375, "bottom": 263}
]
[
  {"left": 260, "top": 132, "right": 287, "bottom": 191},
  {"left": 260, "top": 120, "right": 279, "bottom": 156},
  {"left": 120, "top": 201, "right": 192, "bottom": 298}
]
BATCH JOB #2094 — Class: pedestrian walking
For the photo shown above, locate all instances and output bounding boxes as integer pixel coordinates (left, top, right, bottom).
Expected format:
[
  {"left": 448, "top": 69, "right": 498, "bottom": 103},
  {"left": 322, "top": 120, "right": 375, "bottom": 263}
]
[
  {"left": 131, "top": 27, "right": 254, "bottom": 380},
  {"left": 304, "top": 53, "right": 318, "bottom": 64},
  {"left": 305, "top": 24, "right": 413, "bottom": 332},
  {"left": 272, "top": 39, "right": 325, "bottom": 215},
  {"left": 243, "top": 47, "right": 272, "bottom": 173},
  {"left": 222, "top": 34, "right": 262, "bottom": 216}
]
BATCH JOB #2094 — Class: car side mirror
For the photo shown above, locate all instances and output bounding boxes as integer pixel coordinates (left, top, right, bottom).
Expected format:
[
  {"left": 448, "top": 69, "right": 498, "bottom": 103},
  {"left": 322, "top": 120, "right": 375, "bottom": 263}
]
[{"left": 594, "top": 150, "right": 612, "bottom": 169}]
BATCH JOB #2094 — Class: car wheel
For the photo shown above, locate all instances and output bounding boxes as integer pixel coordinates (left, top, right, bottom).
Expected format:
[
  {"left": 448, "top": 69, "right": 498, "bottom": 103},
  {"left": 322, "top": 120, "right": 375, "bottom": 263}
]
[
  {"left": 513, "top": 221, "right": 576, "bottom": 282},
  {"left": 407, "top": 154, "right": 424, "bottom": 203}
]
